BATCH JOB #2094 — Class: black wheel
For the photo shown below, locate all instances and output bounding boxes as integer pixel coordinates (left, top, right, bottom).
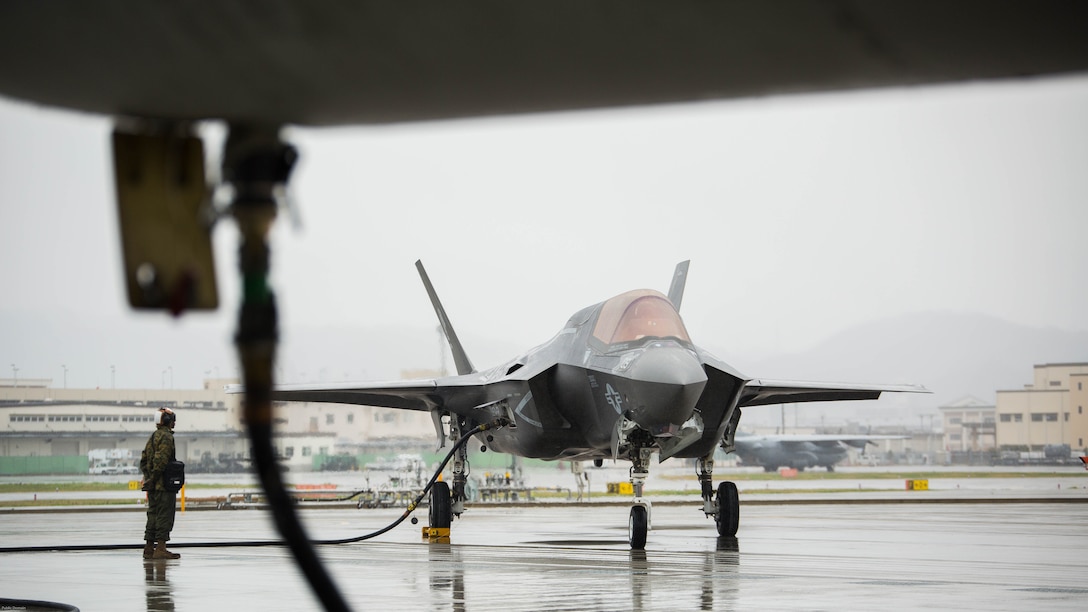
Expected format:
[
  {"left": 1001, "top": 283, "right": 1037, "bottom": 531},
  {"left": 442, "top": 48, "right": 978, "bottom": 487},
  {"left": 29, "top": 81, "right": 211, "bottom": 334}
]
[
  {"left": 429, "top": 481, "right": 452, "bottom": 529},
  {"left": 715, "top": 481, "right": 739, "bottom": 537},
  {"left": 629, "top": 505, "right": 648, "bottom": 550}
]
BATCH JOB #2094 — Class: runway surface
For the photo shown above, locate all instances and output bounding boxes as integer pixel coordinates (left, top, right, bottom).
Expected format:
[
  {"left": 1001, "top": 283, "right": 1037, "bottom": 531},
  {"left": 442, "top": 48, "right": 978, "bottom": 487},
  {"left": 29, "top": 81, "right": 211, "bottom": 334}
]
[{"left": 1, "top": 498, "right": 1086, "bottom": 611}]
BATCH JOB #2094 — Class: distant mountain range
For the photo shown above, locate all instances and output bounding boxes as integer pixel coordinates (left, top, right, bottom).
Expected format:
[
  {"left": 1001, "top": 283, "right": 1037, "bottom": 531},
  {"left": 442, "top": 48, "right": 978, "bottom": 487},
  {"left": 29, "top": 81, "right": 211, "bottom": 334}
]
[
  {"left": 4, "top": 309, "right": 1085, "bottom": 430},
  {"left": 717, "top": 311, "right": 1088, "bottom": 428}
]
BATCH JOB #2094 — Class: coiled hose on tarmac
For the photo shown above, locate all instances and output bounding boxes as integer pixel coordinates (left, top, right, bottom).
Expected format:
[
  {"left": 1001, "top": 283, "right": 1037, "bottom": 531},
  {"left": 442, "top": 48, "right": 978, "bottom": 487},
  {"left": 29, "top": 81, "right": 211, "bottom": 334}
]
[{"left": 0, "top": 421, "right": 497, "bottom": 555}]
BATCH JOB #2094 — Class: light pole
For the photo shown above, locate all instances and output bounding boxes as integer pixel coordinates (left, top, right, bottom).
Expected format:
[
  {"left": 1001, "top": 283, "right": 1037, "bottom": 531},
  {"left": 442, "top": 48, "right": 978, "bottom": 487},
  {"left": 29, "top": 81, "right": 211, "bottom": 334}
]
[
  {"left": 110, "top": 365, "right": 115, "bottom": 390},
  {"left": 1059, "top": 393, "right": 1065, "bottom": 448},
  {"left": 62, "top": 364, "right": 68, "bottom": 389},
  {"left": 10, "top": 364, "right": 17, "bottom": 388}
]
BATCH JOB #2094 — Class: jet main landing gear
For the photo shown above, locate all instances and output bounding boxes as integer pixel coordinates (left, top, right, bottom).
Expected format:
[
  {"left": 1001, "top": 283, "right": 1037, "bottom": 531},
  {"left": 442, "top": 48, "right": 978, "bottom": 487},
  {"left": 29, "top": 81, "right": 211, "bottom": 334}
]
[
  {"left": 429, "top": 481, "right": 452, "bottom": 530},
  {"left": 714, "top": 481, "right": 739, "bottom": 537},
  {"left": 426, "top": 416, "right": 473, "bottom": 539},
  {"left": 698, "top": 454, "right": 739, "bottom": 537}
]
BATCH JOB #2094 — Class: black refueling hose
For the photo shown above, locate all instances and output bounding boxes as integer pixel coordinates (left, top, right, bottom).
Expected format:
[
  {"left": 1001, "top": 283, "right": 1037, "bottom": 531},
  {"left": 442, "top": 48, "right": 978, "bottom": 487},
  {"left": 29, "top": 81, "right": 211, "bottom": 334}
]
[
  {"left": 0, "top": 598, "right": 79, "bottom": 612},
  {"left": 0, "top": 421, "right": 499, "bottom": 555}
]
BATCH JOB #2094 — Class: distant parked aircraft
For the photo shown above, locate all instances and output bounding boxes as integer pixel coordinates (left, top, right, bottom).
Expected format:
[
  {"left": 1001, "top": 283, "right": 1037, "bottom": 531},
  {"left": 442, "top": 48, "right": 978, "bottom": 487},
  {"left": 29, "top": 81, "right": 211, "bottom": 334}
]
[{"left": 731, "top": 432, "right": 906, "bottom": 472}]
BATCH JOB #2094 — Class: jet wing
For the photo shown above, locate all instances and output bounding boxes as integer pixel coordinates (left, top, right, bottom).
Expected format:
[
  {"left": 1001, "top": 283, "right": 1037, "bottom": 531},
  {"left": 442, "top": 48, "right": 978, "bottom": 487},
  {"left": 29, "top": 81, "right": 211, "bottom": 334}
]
[
  {"left": 2, "top": 3, "right": 1087, "bottom": 125},
  {"left": 228, "top": 378, "right": 489, "bottom": 414},
  {"left": 739, "top": 379, "right": 929, "bottom": 408}
]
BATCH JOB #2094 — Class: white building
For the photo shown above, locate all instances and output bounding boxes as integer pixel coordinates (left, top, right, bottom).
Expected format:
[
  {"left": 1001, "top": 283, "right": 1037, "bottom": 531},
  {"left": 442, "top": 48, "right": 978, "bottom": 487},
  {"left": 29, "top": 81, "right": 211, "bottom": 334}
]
[
  {"left": 1, "top": 375, "right": 436, "bottom": 474},
  {"left": 939, "top": 395, "right": 996, "bottom": 453}
]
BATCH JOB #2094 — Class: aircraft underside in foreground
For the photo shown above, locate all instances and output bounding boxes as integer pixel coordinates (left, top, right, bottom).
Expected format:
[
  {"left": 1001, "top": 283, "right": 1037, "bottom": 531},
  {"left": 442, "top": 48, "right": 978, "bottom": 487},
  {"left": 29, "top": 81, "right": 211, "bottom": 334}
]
[{"left": 266, "top": 261, "right": 927, "bottom": 549}]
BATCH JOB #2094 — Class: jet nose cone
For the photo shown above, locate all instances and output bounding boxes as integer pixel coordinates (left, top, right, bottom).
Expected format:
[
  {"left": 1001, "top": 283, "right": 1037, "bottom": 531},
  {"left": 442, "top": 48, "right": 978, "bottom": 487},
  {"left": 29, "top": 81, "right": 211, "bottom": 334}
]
[
  {"left": 624, "top": 345, "right": 707, "bottom": 431},
  {"left": 626, "top": 345, "right": 708, "bottom": 387}
]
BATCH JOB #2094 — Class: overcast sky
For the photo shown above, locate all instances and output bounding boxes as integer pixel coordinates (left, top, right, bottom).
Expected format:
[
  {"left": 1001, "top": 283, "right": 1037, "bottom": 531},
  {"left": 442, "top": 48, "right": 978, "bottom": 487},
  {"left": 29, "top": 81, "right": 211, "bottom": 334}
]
[{"left": 2, "top": 75, "right": 1086, "bottom": 390}]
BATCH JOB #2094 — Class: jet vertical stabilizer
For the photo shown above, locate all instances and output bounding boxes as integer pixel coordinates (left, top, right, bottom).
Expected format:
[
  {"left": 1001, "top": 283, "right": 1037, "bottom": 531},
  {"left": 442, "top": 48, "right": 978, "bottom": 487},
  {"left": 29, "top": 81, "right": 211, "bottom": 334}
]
[
  {"left": 667, "top": 260, "right": 690, "bottom": 311},
  {"left": 415, "top": 260, "right": 476, "bottom": 375}
]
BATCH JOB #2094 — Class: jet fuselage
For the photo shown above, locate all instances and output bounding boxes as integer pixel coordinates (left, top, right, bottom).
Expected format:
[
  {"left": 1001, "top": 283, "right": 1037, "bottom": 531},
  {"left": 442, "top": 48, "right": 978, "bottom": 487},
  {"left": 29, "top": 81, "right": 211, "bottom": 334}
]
[{"left": 442, "top": 290, "right": 741, "bottom": 462}]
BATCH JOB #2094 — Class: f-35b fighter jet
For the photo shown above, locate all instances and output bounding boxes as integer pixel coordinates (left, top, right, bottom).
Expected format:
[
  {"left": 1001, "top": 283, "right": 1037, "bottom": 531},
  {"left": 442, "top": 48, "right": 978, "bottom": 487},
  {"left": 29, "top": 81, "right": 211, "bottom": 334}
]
[{"left": 269, "top": 261, "right": 927, "bottom": 549}]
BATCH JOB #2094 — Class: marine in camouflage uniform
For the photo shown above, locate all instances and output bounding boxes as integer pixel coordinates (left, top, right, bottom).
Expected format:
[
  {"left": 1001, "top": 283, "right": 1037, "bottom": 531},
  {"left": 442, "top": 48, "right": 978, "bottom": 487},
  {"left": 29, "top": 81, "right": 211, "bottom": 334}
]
[{"left": 141, "top": 408, "right": 180, "bottom": 559}]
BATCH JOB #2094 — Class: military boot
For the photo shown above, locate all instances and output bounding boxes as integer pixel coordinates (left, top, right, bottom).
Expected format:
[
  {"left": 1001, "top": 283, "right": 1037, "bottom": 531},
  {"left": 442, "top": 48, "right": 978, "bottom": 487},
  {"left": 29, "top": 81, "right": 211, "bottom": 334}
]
[
  {"left": 142, "top": 540, "right": 154, "bottom": 559},
  {"left": 152, "top": 541, "right": 180, "bottom": 559}
]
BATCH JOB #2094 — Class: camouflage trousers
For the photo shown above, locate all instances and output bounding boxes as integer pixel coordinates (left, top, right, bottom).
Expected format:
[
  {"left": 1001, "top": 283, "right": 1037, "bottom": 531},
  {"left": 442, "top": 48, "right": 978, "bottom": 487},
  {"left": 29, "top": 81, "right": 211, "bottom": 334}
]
[{"left": 143, "top": 489, "right": 177, "bottom": 542}]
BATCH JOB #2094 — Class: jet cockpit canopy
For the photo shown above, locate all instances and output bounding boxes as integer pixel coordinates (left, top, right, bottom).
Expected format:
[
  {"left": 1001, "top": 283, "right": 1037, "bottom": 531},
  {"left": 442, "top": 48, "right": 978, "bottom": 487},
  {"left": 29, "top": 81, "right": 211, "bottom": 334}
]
[{"left": 591, "top": 289, "right": 691, "bottom": 349}]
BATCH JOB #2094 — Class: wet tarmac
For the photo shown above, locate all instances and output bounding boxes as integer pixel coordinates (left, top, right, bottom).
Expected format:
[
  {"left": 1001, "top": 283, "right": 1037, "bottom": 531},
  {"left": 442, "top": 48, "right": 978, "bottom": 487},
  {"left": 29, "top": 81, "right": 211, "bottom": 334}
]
[{"left": 1, "top": 497, "right": 1086, "bottom": 611}]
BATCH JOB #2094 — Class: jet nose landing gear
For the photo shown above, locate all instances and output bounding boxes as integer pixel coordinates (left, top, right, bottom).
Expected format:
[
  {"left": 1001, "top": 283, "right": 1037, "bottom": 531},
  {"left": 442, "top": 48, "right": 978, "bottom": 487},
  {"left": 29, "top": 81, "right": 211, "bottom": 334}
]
[
  {"left": 628, "top": 502, "right": 650, "bottom": 550},
  {"left": 627, "top": 447, "right": 654, "bottom": 549}
]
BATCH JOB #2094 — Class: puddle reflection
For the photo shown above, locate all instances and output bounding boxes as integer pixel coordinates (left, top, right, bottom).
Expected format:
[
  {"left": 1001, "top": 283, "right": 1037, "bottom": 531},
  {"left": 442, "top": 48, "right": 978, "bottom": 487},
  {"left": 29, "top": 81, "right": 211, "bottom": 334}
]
[{"left": 143, "top": 559, "right": 175, "bottom": 612}]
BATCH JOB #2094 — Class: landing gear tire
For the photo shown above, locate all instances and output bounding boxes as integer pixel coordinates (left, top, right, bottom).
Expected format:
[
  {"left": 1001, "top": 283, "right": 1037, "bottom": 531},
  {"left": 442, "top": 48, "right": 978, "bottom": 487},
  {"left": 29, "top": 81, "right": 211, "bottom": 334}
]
[
  {"left": 429, "top": 481, "right": 452, "bottom": 529},
  {"left": 629, "top": 505, "right": 648, "bottom": 550},
  {"left": 715, "top": 481, "right": 739, "bottom": 537}
]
